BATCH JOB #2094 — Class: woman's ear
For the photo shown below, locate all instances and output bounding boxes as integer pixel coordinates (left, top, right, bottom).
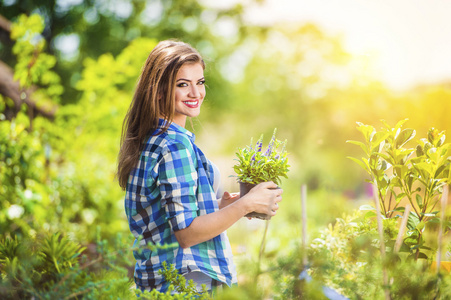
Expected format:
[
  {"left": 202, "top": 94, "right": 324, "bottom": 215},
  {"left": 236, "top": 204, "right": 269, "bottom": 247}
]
[{"left": 157, "top": 88, "right": 165, "bottom": 101}]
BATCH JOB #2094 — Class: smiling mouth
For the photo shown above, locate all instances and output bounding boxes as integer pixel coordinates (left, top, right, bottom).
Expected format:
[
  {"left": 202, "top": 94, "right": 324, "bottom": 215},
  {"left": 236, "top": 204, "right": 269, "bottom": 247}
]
[{"left": 183, "top": 100, "right": 199, "bottom": 108}]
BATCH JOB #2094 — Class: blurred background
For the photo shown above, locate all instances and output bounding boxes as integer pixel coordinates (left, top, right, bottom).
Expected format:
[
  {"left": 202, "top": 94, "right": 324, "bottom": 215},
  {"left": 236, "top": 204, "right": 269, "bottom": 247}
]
[{"left": 1, "top": 0, "right": 451, "bottom": 296}]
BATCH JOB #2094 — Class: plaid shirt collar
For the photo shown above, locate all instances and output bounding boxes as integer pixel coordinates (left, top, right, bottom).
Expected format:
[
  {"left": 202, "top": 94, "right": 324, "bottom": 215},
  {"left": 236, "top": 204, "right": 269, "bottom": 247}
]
[{"left": 158, "top": 119, "right": 195, "bottom": 143}]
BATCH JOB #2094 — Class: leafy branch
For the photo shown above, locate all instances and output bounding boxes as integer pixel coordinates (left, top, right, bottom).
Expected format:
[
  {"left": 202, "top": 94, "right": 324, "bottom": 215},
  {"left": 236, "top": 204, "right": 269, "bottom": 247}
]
[{"left": 347, "top": 120, "right": 451, "bottom": 260}]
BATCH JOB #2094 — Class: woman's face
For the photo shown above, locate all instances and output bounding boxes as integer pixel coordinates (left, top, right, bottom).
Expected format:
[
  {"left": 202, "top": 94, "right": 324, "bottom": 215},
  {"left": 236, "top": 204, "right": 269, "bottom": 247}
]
[{"left": 172, "top": 63, "right": 205, "bottom": 127}]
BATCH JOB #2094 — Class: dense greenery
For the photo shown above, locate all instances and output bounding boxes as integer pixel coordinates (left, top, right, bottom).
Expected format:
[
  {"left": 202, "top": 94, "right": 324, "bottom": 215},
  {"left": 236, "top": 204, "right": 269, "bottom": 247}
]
[{"left": 1, "top": 0, "right": 451, "bottom": 299}]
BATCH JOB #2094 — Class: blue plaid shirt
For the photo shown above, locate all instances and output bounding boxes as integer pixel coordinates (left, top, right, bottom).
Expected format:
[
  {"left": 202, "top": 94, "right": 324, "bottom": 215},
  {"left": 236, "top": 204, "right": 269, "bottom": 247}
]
[{"left": 125, "top": 119, "right": 237, "bottom": 292}]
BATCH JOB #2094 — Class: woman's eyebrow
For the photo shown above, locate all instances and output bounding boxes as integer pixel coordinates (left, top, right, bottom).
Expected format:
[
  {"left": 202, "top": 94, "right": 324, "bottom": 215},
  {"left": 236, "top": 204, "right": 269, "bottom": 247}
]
[{"left": 176, "top": 77, "right": 205, "bottom": 82}]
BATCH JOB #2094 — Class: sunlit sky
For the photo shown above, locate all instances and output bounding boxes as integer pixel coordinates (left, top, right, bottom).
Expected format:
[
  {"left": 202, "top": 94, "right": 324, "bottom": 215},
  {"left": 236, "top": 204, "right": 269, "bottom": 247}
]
[{"left": 204, "top": 0, "right": 451, "bottom": 91}]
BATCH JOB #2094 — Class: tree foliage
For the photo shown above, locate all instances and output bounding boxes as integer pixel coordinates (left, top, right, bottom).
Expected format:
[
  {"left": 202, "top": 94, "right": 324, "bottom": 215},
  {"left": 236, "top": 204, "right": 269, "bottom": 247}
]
[{"left": 2, "top": 1, "right": 451, "bottom": 298}]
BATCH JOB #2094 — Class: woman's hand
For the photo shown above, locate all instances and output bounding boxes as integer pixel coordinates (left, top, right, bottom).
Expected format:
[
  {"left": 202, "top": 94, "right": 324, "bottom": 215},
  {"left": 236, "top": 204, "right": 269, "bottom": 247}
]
[
  {"left": 241, "top": 181, "right": 283, "bottom": 217},
  {"left": 218, "top": 191, "right": 240, "bottom": 209}
]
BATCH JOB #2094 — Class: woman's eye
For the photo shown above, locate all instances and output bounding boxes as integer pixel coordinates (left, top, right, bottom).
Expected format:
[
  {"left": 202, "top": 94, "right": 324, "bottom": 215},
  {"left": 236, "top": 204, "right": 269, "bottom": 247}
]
[
  {"left": 198, "top": 80, "right": 205, "bottom": 85},
  {"left": 177, "top": 82, "right": 188, "bottom": 87}
]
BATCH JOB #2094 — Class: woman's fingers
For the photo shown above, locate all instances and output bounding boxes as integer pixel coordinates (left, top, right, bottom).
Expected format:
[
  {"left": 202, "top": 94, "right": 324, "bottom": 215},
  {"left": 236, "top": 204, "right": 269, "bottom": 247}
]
[
  {"left": 275, "top": 190, "right": 283, "bottom": 203},
  {"left": 222, "top": 191, "right": 232, "bottom": 200},
  {"left": 259, "top": 181, "right": 278, "bottom": 189},
  {"left": 244, "top": 182, "right": 283, "bottom": 216},
  {"left": 230, "top": 192, "right": 240, "bottom": 200}
]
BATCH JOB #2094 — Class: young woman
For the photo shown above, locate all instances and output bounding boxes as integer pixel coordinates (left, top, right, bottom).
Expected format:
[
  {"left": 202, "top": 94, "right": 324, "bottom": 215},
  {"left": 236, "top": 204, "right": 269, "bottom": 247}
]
[{"left": 117, "top": 40, "right": 283, "bottom": 293}]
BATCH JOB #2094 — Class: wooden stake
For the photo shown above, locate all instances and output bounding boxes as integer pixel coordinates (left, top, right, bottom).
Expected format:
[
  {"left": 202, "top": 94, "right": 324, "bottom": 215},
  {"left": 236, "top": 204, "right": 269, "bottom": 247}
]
[
  {"left": 394, "top": 204, "right": 411, "bottom": 253},
  {"left": 373, "top": 183, "right": 391, "bottom": 300},
  {"left": 301, "top": 184, "right": 308, "bottom": 267},
  {"left": 257, "top": 219, "right": 270, "bottom": 277},
  {"left": 436, "top": 184, "right": 449, "bottom": 273}
]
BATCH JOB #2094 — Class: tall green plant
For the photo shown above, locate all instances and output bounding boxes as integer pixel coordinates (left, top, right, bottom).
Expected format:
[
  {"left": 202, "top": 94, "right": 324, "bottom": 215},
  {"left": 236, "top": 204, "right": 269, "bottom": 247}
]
[{"left": 347, "top": 120, "right": 451, "bottom": 260}]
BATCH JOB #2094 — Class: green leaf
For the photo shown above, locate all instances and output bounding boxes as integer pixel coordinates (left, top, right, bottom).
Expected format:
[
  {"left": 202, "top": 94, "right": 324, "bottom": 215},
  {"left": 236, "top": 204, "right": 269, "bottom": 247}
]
[
  {"left": 394, "top": 119, "right": 409, "bottom": 132},
  {"left": 406, "top": 175, "right": 414, "bottom": 192},
  {"left": 395, "top": 128, "right": 415, "bottom": 148},
  {"left": 398, "top": 243, "right": 411, "bottom": 253},
  {"left": 360, "top": 204, "right": 376, "bottom": 211},
  {"left": 427, "top": 217, "right": 440, "bottom": 223},
  {"left": 395, "top": 193, "right": 406, "bottom": 202},
  {"left": 416, "top": 221, "right": 425, "bottom": 231},
  {"left": 421, "top": 212, "right": 438, "bottom": 217},
  {"left": 407, "top": 212, "right": 420, "bottom": 230},
  {"left": 346, "top": 140, "right": 368, "bottom": 155},
  {"left": 413, "top": 162, "right": 434, "bottom": 178},
  {"left": 371, "top": 131, "right": 389, "bottom": 152},
  {"left": 392, "top": 206, "right": 407, "bottom": 212},
  {"left": 364, "top": 211, "right": 377, "bottom": 218},
  {"left": 369, "top": 153, "right": 380, "bottom": 170},
  {"left": 428, "top": 128, "right": 436, "bottom": 144},
  {"left": 417, "top": 252, "right": 429, "bottom": 259},
  {"left": 416, "top": 145, "right": 424, "bottom": 157},
  {"left": 347, "top": 156, "right": 370, "bottom": 173},
  {"left": 435, "top": 165, "right": 447, "bottom": 178},
  {"left": 394, "top": 165, "right": 409, "bottom": 179},
  {"left": 356, "top": 122, "right": 375, "bottom": 143},
  {"left": 415, "top": 194, "right": 423, "bottom": 209}
]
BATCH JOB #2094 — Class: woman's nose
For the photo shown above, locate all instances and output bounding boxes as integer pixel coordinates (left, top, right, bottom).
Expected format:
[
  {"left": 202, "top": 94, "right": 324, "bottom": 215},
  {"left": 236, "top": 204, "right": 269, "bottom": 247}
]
[{"left": 188, "top": 85, "right": 201, "bottom": 98}]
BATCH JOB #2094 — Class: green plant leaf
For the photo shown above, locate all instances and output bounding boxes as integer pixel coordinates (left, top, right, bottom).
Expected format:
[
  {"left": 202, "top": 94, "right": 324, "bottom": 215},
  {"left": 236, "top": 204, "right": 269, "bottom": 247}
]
[
  {"left": 347, "top": 156, "right": 370, "bottom": 173},
  {"left": 346, "top": 140, "right": 369, "bottom": 155},
  {"left": 395, "top": 128, "right": 415, "bottom": 148},
  {"left": 413, "top": 162, "right": 434, "bottom": 178},
  {"left": 392, "top": 206, "right": 406, "bottom": 212},
  {"left": 356, "top": 122, "right": 375, "bottom": 142},
  {"left": 416, "top": 145, "right": 425, "bottom": 157},
  {"left": 407, "top": 212, "right": 420, "bottom": 230},
  {"left": 423, "top": 213, "right": 438, "bottom": 217},
  {"left": 415, "top": 194, "right": 423, "bottom": 209},
  {"left": 359, "top": 204, "right": 376, "bottom": 211},
  {"left": 371, "top": 131, "right": 389, "bottom": 152},
  {"left": 394, "top": 119, "right": 409, "bottom": 131},
  {"left": 416, "top": 221, "right": 425, "bottom": 231},
  {"left": 364, "top": 211, "right": 377, "bottom": 218},
  {"left": 395, "top": 192, "right": 406, "bottom": 203},
  {"left": 427, "top": 217, "right": 440, "bottom": 223},
  {"left": 419, "top": 252, "right": 429, "bottom": 259}
]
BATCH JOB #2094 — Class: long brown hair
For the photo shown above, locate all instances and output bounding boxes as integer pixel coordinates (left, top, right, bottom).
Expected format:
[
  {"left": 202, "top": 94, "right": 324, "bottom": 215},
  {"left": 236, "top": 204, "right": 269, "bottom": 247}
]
[{"left": 117, "top": 40, "right": 205, "bottom": 189}]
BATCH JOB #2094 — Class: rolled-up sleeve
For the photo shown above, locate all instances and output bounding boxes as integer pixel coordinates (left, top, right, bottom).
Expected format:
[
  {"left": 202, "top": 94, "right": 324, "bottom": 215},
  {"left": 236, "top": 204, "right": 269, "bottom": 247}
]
[{"left": 157, "top": 141, "right": 199, "bottom": 231}]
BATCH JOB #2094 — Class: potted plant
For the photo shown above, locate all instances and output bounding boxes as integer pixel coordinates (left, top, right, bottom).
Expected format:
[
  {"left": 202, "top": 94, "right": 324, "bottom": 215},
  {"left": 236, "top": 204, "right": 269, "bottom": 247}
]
[{"left": 234, "top": 129, "right": 290, "bottom": 219}]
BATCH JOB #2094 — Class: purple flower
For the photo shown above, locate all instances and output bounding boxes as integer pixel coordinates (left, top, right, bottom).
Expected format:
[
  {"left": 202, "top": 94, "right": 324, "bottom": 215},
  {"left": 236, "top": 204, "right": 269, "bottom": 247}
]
[
  {"left": 264, "top": 129, "right": 277, "bottom": 156},
  {"left": 264, "top": 144, "right": 272, "bottom": 156},
  {"left": 256, "top": 140, "right": 263, "bottom": 152}
]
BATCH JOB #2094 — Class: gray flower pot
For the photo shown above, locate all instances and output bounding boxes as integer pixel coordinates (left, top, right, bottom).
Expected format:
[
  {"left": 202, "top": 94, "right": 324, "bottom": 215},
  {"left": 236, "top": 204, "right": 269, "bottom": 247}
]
[{"left": 239, "top": 182, "right": 276, "bottom": 220}]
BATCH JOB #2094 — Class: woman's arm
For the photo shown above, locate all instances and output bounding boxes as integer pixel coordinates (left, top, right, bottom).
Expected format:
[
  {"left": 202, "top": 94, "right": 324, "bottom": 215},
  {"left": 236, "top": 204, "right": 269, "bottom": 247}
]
[
  {"left": 174, "top": 181, "right": 282, "bottom": 248},
  {"left": 156, "top": 140, "right": 282, "bottom": 249}
]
